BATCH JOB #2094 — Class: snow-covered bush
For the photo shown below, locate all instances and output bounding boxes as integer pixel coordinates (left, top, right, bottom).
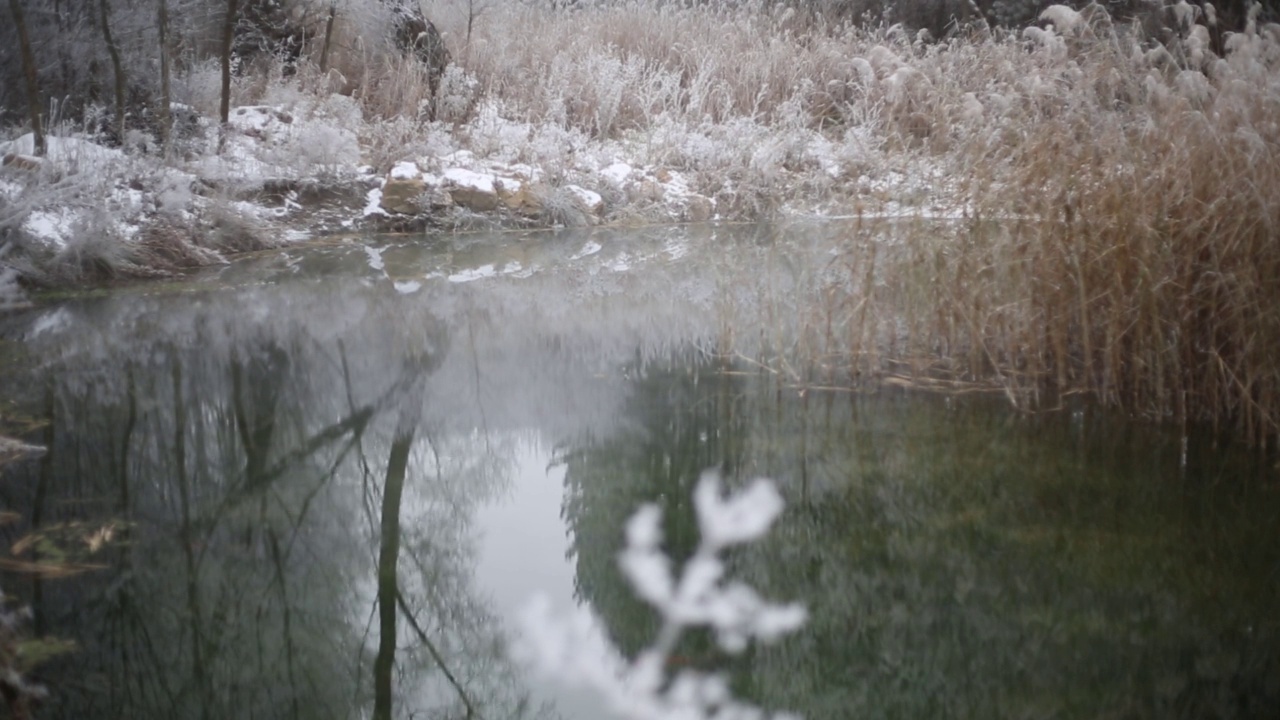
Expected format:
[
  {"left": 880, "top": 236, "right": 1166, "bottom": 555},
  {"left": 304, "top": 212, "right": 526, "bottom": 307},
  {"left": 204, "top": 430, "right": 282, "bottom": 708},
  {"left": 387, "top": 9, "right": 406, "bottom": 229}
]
[
  {"left": 437, "top": 64, "right": 483, "bottom": 124},
  {"left": 518, "top": 470, "right": 805, "bottom": 720}
]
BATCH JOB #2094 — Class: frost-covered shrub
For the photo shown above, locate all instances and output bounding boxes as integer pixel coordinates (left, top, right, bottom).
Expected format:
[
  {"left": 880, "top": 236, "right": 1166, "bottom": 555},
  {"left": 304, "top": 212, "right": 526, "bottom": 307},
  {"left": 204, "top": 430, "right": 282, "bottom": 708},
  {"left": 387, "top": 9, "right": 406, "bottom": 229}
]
[
  {"left": 437, "top": 64, "right": 482, "bottom": 124},
  {"left": 518, "top": 470, "right": 805, "bottom": 720}
]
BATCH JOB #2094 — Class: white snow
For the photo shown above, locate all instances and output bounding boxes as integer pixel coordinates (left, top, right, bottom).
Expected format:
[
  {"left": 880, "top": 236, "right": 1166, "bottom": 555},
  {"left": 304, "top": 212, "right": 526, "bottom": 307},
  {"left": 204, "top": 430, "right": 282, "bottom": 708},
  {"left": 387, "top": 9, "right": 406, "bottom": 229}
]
[
  {"left": 1039, "top": 5, "right": 1084, "bottom": 34},
  {"left": 565, "top": 185, "right": 603, "bottom": 211},
  {"left": 390, "top": 161, "right": 421, "bottom": 180},
  {"left": 22, "top": 209, "right": 77, "bottom": 249},
  {"left": 601, "top": 162, "right": 633, "bottom": 185},
  {"left": 443, "top": 168, "right": 501, "bottom": 194},
  {"left": 363, "top": 188, "right": 388, "bottom": 217},
  {"left": 393, "top": 280, "right": 422, "bottom": 294},
  {"left": 0, "top": 134, "right": 125, "bottom": 170},
  {"left": 364, "top": 246, "right": 385, "bottom": 272}
]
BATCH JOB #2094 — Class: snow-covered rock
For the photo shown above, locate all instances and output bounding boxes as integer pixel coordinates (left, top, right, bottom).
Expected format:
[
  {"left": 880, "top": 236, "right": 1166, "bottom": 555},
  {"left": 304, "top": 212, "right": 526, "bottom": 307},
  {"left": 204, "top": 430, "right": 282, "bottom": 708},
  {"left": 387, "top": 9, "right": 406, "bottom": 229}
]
[
  {"left": 565, "top": 185, "right": 604, "bottom": 215},
  {"left": 441, "top": 168, "right": 536, "bottom": 213},
  {"left": 381, "top": 175, "right": 429, "bottom": 214}
]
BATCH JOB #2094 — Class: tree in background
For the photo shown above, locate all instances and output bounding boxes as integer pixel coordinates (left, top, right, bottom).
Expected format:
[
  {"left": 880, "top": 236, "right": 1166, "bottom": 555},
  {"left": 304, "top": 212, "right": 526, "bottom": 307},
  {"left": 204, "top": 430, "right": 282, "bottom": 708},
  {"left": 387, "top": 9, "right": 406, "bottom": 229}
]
[
  {"left": 98, "top": 0, "right": 127, "bottom": 143},
  {"left": 157, "top": 0, "right": 172, "bottom": 155},
  {"left": 220, "top": 0, "right": 240, "bottom": 145},
  {"left": 6, "top": 0, "right": 45, "bottom": 156}
]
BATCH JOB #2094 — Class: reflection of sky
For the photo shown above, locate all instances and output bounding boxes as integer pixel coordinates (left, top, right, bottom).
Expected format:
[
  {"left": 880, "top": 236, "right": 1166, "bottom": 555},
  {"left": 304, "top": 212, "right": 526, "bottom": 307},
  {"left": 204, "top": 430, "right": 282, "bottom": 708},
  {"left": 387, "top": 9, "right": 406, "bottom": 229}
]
[{"left": 475, "top": 441, "right": 618, "bottom": 720}]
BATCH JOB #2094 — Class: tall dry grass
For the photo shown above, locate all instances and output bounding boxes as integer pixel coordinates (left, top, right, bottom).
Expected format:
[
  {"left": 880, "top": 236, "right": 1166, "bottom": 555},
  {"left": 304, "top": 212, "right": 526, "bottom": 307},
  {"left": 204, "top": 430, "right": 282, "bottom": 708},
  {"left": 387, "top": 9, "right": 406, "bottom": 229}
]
[
  {"left": 165, "top": 0, "right": 1280, "bottom": 443},
  {"left": 784, "top": 7, "right": 1280, "bottom": 446}
]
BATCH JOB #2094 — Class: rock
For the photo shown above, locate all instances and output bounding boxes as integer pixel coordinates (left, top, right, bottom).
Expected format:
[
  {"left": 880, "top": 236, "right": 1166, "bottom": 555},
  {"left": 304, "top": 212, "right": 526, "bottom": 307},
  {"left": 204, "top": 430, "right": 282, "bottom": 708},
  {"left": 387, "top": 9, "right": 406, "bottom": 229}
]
[
  {"left": 600, "top": 162, "right": 632, "bottom": 185},
  {"left": 443, "top": 168, "right": 534, "bottom": 213},
  {"left": 448, "top": 186, "right": 499, "bottom": 212},
  {"left": 1, "top": 153, "right": 43, "bottom": 172},
  {"left": 501, "top": 185, "right": 541, "bottom": 215},
  {"left": 565, "top": 185, "right": 604, "bottom": 215},
  {"left": 381, "top": 176, "right": 428, "bottom": 214},
  {"left": 627, "top": 180, "right": 666, "bottom": 203},
  {"left": 684, "top": 194, "right": 715, "bottom": 223}
]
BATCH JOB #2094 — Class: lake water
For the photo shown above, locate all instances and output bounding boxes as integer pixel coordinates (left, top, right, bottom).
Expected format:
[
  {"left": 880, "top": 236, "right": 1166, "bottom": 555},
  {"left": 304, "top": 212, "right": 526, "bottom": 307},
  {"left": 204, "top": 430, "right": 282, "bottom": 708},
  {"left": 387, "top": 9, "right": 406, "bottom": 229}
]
[{"left": 0, "top": 222, "right": 1276, "bottom": 719}]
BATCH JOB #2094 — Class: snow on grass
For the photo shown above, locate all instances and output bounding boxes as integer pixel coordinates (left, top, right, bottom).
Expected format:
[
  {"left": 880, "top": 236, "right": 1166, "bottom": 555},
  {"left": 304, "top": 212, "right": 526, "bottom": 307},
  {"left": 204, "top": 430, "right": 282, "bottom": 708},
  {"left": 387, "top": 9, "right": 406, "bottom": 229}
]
[
  {"left": 21, "top": 209, "right": 78, "bottom": 250},
  {"left": 0, "top": 134, "right": 126, "bottom": 172},
  {"left": 600, "top": 163, "right": 633, "bottom": 185}
]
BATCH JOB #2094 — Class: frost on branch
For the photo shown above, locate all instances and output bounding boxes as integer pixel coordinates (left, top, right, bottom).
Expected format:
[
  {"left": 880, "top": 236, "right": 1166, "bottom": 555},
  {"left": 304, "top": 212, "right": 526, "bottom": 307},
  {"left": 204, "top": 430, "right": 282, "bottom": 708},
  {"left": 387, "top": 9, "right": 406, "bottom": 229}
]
[{"left": 516, "top": 470, "right": 805, "bottom": 720}]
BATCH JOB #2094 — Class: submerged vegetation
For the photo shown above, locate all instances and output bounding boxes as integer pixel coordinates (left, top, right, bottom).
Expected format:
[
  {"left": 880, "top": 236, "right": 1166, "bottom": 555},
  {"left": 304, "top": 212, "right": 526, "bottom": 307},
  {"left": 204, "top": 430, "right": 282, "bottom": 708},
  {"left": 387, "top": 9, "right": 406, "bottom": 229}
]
[{"left": 2, "top": 0, "right": 1278, "bottom": 442}]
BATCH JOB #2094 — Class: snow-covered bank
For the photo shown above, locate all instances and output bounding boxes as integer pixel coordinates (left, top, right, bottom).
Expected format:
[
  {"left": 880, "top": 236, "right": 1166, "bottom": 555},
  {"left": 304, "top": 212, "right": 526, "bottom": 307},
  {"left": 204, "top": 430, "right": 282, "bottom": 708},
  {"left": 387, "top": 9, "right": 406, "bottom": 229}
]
[
  {"left": 3, "top": 0, "right": 1278, "bottom": 302},
  {"left": 0, "top": 96, "right": 951, "bottom": 298}
]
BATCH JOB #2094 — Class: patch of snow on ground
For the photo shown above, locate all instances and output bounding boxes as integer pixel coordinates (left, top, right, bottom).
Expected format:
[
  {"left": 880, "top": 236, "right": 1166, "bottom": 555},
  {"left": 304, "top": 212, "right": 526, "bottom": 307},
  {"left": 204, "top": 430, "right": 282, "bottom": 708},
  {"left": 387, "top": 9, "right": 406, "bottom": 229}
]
[
  {"left": 443, "top": 168, "right": 498, "bottom": 194},
  {"left": 0, "top": 178, "right": 23, "bottom": 201},
  {"left": 601, "top": 163, "right": 632, "bottom": 185},
  {"left": 565, "top": 185, "right": 602, "bottom": 211},
  {"left": 0, "top": 134, "right": 125, "bottom": 171},
  {"left": 232, "top": 201, "right": 265, "bottom": 219},
  {"left": 660, "top": 171, "right": 691, "bottom": 200},
  {"left": 391, "top": 161, "right": 421, "bottom": 180},
  {"left": 364, "top": 246, "right": 385, "bottom": 272},
  {"left": 363, "top": 188, "right": 387, "bottom": 217},
  {"left": 22, "top": 209, "right": 77, "bottom": 249},
  {"left": 393, "top": 280, "right": 422, "bottom": 294}
]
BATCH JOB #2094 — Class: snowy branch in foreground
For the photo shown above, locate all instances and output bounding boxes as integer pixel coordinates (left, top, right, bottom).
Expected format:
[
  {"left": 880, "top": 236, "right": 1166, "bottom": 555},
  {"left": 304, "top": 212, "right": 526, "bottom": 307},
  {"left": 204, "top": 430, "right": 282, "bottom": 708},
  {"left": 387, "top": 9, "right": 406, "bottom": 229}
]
[{"left": 517, "top": 470, "right": 805, "bottom": 720}]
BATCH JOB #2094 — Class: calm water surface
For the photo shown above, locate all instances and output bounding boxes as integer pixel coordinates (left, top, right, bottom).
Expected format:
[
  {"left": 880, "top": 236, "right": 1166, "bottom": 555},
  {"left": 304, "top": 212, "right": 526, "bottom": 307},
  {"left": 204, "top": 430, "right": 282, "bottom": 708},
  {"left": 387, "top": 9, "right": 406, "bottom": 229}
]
[{"left": 0, "top": 222, "right": 1277, "bottom": 720}]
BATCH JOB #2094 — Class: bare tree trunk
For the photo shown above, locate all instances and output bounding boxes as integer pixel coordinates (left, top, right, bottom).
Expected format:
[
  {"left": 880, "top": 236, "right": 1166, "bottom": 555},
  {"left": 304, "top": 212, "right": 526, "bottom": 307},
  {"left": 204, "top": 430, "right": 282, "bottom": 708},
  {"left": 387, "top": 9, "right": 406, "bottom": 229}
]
[
  {"left": 157, "top": 0, "right": 172, "bottom": 156},
  {"left": 319, "top": 1, "right": 337, "bottom": 72},
  {"left": 467, "top": 0, "right": 476, "bottom": 46},
  {"left": 99, "top": 0, "right": 127, "bottom": 144},
  {"left": 219, "top": 0, "right": 240, "bottom": 151},
  {"left": 7, "top": 0, "right": 46, "bottom": 156}
]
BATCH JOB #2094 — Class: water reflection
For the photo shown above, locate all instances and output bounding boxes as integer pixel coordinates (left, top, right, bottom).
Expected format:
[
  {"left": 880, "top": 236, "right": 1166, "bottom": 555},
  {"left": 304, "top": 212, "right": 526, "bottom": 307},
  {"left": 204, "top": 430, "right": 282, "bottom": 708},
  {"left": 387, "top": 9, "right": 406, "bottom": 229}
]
[
  {"left": 0, "top": 223, "right": 1276, "bottom": 720},
  {"left": 561, "top": 356, "right": 1280, "bottom": 720},
  {"left": 0, "top": 273, "right": 558, "bottom": 719}
]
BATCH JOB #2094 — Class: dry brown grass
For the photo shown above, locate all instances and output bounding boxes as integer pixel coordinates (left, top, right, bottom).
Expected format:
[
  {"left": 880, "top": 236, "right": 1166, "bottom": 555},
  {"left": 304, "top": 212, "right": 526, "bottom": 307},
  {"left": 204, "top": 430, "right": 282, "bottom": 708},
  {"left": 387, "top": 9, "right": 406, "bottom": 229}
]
[
  {"left": 120, "top": 0, "right": 1280, "bottom": 444},
  {"left": 779, "top": 11, "right": 1280, "bottom": 446}
]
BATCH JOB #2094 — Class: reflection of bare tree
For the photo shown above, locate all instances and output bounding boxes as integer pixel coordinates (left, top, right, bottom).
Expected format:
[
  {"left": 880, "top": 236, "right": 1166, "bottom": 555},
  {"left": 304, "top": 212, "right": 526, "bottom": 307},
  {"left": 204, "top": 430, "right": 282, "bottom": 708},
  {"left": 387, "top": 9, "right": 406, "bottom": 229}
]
[
  {"left": 0, "top": 283, "right": 567, "bottom": 720},
  {"left": 374, "top": 427, "right": 413, "bottom": 720},
  {"left": 362, "top": 423, "right": 555, "bottom": 720}
]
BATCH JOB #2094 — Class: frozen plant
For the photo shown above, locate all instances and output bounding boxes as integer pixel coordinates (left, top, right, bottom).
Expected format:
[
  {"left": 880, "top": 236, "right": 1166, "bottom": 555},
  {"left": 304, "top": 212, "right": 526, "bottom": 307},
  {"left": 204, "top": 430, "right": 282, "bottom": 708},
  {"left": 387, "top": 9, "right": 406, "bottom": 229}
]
[{"left": 517, "top": 469, "right": 806, "bottom": 720}]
